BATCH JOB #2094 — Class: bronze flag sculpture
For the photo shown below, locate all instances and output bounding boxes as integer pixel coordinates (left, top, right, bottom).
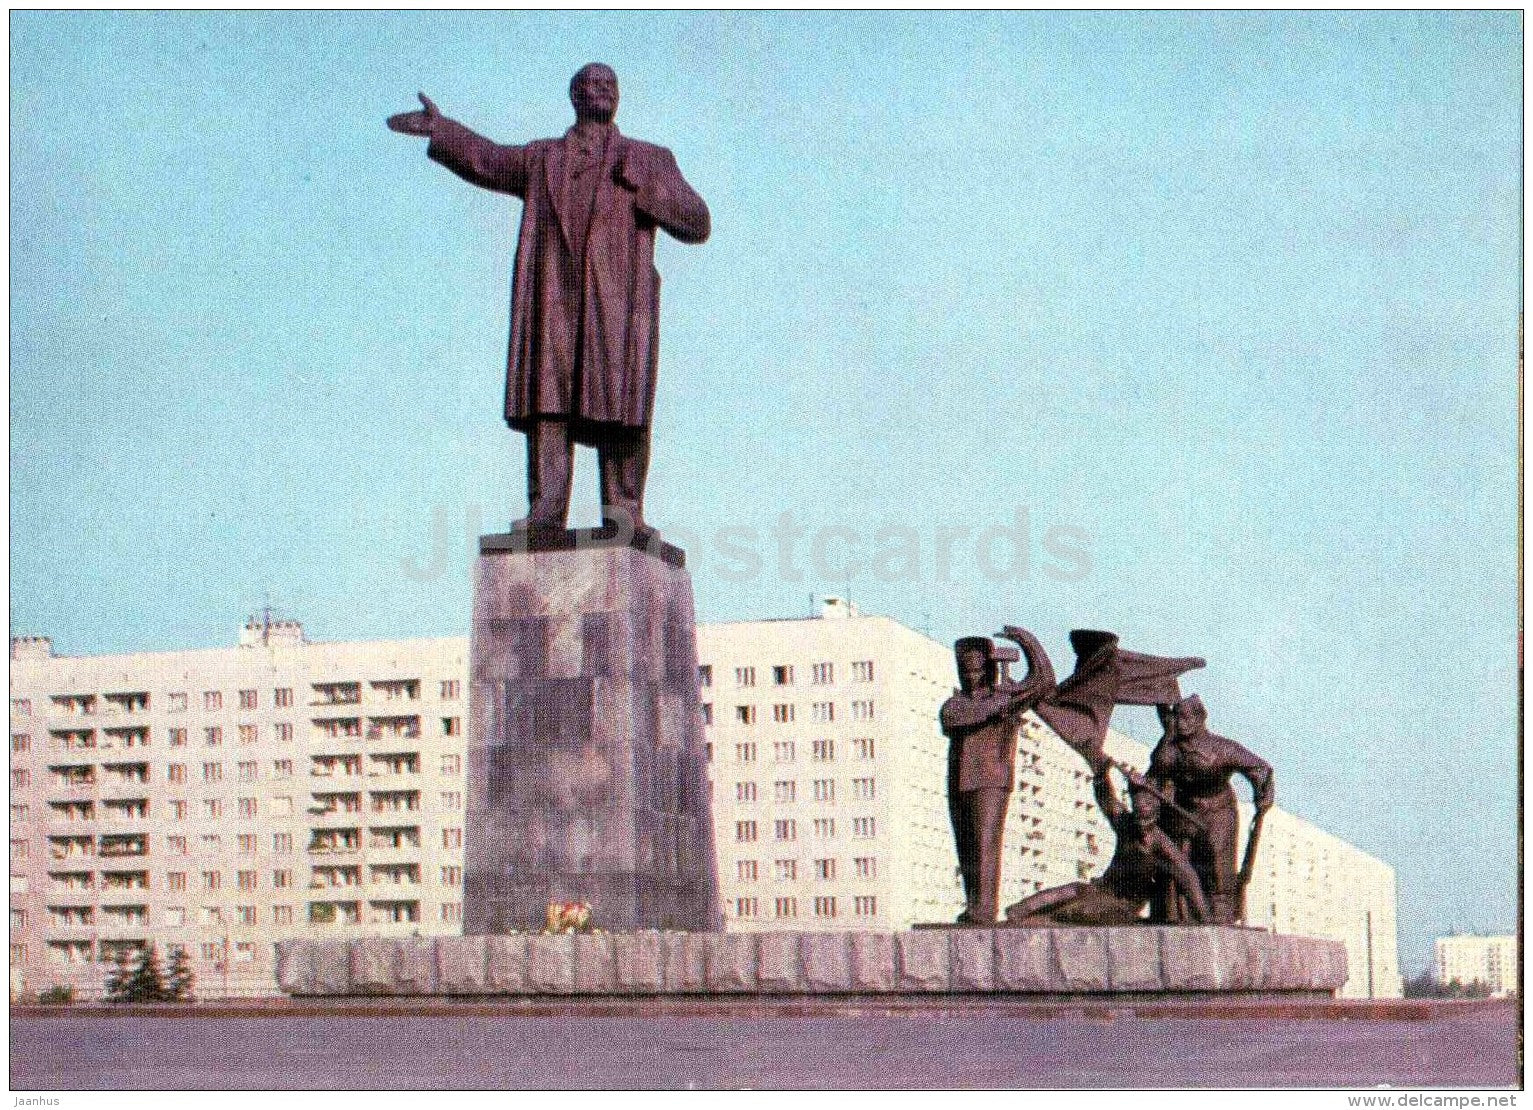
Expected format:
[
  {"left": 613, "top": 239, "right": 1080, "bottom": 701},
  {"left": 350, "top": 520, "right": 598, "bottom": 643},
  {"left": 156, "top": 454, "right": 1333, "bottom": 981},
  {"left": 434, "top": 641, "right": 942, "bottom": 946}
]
[{"left": 389, "top": 64, "right": 710, "bottom": 531}]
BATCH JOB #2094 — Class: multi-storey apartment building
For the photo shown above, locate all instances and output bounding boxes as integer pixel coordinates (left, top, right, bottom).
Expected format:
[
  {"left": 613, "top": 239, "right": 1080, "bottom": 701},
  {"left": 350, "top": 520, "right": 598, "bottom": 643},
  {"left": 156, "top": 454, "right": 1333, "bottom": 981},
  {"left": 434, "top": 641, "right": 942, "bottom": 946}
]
[
  {"left": 1434, "top": 934, "right": 1518, "bottom": 997},
  {"left": 9, "top": 604, "right": 1401, "bottom": 999},
  {"left": 8, "top": 620, "right": 467, "bottom": 998}
]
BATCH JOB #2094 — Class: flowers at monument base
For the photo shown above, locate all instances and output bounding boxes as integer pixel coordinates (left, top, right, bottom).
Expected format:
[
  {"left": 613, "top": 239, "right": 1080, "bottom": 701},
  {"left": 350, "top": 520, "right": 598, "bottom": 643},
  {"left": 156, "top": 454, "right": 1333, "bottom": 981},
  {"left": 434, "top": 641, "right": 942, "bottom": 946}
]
[{"left": 543, "top": 900, "right": 595, "bottom": 934}]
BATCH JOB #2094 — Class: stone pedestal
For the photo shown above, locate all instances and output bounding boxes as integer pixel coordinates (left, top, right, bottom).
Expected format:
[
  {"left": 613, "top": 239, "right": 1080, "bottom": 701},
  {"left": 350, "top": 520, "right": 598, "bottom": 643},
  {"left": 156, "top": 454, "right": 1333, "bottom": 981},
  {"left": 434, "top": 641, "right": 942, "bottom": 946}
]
[{"left": 463, "top": 529, "right": 720, "bottom": 933}]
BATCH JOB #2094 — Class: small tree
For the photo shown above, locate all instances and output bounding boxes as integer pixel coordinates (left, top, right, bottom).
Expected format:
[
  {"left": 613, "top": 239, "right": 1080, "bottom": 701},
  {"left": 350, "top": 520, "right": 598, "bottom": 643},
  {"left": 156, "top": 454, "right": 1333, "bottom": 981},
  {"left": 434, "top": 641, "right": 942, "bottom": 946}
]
[
  {"left": 164, "top": 947, "right": 195, "bottom": 1002},
  {"left": 103, "top": 950, "right": 136, "bottom": 1003},
  {"left": 38, "top": 985, "right": 74, "bottom": 1005},
  {"left": 128, "top": 945, "right": 168, "bottom": 1002}
]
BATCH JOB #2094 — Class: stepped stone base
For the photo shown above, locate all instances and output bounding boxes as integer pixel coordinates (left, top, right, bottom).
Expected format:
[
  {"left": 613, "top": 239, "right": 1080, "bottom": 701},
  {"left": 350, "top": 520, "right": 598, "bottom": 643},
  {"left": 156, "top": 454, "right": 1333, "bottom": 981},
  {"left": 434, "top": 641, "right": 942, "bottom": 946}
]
[{"left": 274, "top": 927, "right": 1347, "bottom": 998}]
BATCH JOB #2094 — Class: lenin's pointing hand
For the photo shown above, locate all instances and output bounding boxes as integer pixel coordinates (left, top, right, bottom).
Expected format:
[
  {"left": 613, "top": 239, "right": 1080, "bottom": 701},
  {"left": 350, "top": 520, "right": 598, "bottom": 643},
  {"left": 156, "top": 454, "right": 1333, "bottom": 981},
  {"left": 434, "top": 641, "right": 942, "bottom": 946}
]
[{"left": 388, "top": 93, "right": 441, "bottom": 137}]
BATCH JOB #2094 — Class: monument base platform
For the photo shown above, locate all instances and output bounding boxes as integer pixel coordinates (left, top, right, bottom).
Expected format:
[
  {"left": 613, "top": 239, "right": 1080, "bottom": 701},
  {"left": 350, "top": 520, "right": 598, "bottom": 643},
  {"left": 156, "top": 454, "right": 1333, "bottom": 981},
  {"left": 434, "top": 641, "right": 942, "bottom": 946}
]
[{"left": 274, "top": 927, "right": 1347, "bottom": 998}]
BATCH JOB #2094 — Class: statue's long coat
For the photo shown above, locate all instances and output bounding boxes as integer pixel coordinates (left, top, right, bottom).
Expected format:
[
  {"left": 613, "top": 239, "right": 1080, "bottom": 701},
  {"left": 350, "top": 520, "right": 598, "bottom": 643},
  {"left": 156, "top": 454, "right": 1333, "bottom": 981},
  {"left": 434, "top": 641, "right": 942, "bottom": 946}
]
[{"left": 427, "top": 118, "right": 710, "bottom": 440}]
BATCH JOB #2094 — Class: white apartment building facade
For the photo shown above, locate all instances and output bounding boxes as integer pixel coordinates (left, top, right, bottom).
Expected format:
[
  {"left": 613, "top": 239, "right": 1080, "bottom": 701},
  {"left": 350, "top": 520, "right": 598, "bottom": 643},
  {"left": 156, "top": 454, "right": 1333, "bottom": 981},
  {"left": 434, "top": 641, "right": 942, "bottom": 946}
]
[
  {"left": 1434, "top": 934, "right": 1518, "bottom": 996},
  {"left": 9, "top": 605, "right": 1401, "bottom": 999},
  {"left": 9, "top": 621, "right": 468, "bottom": 999}
]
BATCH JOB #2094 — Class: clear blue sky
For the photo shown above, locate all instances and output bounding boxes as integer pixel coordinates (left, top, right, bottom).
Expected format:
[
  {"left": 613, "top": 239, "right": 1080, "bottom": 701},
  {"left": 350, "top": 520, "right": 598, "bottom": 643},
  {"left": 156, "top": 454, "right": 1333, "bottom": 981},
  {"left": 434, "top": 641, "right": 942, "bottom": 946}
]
[{"left": 11, "top": 11, "right": 1521, "bottom": 974}]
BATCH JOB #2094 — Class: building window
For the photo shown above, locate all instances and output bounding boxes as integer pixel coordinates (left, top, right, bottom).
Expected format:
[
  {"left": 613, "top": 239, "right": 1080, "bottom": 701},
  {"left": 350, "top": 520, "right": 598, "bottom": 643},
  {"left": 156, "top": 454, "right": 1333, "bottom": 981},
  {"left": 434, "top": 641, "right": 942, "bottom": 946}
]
[
  {"left": 204, "top": 727, "right": 223, "bottom": 747},
  {"left": 854, "top": 856, "right": 877, "bottom": 879},
  {"left": 169, "top": 728, "right": 187, "bottom": 747},
  {"left": 772, "top": 703, "right": 794, "bottom": 723},
  {"left": 275, "top": 688, "right": 293, "bottom": 708},
  {"left": 234, "top": 906, "right": 257, "bottom": 927},
  {"left": 440, "top": 865, "right": 462, "bottom": 886},
  {"left": 814, "top": 858, "right": 836, "bottom": 881},
  {"left": 852, "top": 777, "right": 876, "bottom": 800},
  {"left": 772, "top": 740, "right": 796, "bottom": 762},
  {"left": 237, "top": 834, "right": 257, "bottom": 855},
  {"left": 439, "top": 680, "right": 460, "bottom": 700},
  {"left": 736, "top": 860, "right": 758, "bottom": 882},
  {"left": 735, "top": 667, "right": 756, "bottom": 688},
  {"left": 238, "top": 690, "right": 258, "bottom": 711},
  {"left": 273, "top": 759, "right": 293, "bottom": 779},
  {"left": 11, "top": 698, "right": 31, "bottom": 717},
  {"left": 201, "top": 799, "right": 224, "bottom": 819},
  {"left": 11, "top": 734, "right": 29, "bottom": 753},
  {"left": 167, "top": 871, "right": 188, "bottom": 892},
  {"left": 167, "top": 836, "right": 188, "bottom": 856},
  {"left": 814, "top": 896, "right": 837, "bottom": 919},
  {"left": 854, "top": 895, "right": 877, "bottom": 917},
  {"left": 202, "top": 762, "right": 223, "bottom": 783},
  {"left": 168, "top": 693, "right": 188, "bottom": 712},
  {"left": 811, "top": 702, "right": 834, "bottom": 723},
  {"left": 851, "top": 700, "right": 874, "bottom": 722},
  {"left": 774, "top": 780, "right": 796, "bottom": 803},
  {"left": 441, "top": 902, "right": 462, "bottom": 923},
  {"left": 10, "top": 804, "right": 27, "bottom": 822},
  {"left": 734, "top": 742, "right": 757, "bottom": 763},
  {"left": 774, "top": 897, "right": 797, "bottom": 919},
  {"left": 853, "top": 738, "right": 875, "bottom": 760},
  {"left": 735, "top": 781, "right": 757, "bottom": 804},
  {"left": 238, "top": 870, "right": 257, "bottom": 891},
  {"left": 273, "top": 905, "right": 293, "bottom": 926},
  {"left": 735, "top": 820, "right": 757, "bottom": 843},
  {"left": 10, "top": 838, "right": 27, "bottom": 859},
  {"left": 238, "top": 724, "right": 258, "bottom": 745},
  {"left": 852, "top": 661, "right": 874, "bottom": 683},
  {"left": 813, "top": 779, "right": 835, "bottom": 803},
  {"left": 735, "top": 705, "right": 756, "bottom": 725},
  {"left": 442, "top": 828, "right": 462, "bottom": 849},
  {"left": 275, "top": 723, "right": 293, "bottom": 743},
  {"left": 201, "top": 871, "right": 221, "bottom": 892},
  {"left": 811, "top": 663, "right": 834, "bottom": 685},
  {"left": 273, "top": 832, "right": 293, "bottom": 853},
  {"left": 200, "top": 835, "right": 222, "bottom": 855},
  {"left": 853, "top": 817, "right": 876, "bottom": 838},
  {"left": 774, "top": 859, "right": 797, "bottom": 881},
  {"left": 273, "top": 869, "right": 292, "bottom": 889},
  {"left": 167, "top": 763, "right": 186, "bottom": 784},
  {"left": 11, "top": 769, "right": 28, "bottom": 789},
  {"left": 772, "top": 665, "right": 794, "bottom": 686},
  {"left": 812, "top": 739, "right": 834, "bottom": 762},
  {"left": 774, "top": 819, "right": 797, "bottom": 842},
  {"left": 203, "top": 692, "right": 223, "bottom": 712},
  {"left": 238, "top": 797, "right": 258, "bottom": 818},
  {"left": 813, "top": 818, "right": 836, "bottom": 839},
  {"left": 697, "top": 665, "right": 712, "bottom": 689},
  {"left": 237, "top": 761, "right": 258, "bottom": 782},
  {"left": 734, "top": 896, "right": 758, "bottom": 919},
  {"left": 164, "top": 907, "right": 186, "bottom": 927},
  {"left": 441, "top": 791, "right": 462, "bottom": 809}
]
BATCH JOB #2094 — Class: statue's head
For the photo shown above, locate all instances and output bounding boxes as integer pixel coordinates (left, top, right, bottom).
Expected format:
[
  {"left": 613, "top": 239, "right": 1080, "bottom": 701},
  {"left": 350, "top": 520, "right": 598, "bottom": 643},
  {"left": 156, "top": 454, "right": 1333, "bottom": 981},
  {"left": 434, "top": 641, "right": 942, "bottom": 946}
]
[
  {"left": 570, "top": 63, "right": 619, "bottom": 124},
  {"left": 1172, "top": 694, "right": 1207, "bottom": 736},
  {"left": 954, "top": 636, "right": 997, "bottom": 694},
  {"left": 1129, "top": 783, "right": 1162, "bottom": 834}
]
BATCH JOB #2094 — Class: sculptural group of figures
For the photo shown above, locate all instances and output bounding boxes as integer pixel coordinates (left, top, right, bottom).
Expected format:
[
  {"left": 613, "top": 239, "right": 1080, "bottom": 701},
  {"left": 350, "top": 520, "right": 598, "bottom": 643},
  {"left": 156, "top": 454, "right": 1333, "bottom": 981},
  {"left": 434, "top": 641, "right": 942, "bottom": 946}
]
[{"left": 939, "top": 628, "right": 1274, "bottom": 928}]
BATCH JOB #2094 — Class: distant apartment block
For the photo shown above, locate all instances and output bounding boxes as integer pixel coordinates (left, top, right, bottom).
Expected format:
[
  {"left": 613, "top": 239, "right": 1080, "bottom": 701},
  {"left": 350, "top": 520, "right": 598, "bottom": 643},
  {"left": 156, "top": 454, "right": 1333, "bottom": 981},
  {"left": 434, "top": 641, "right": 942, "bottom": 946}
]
[
  {"left": 1434, "top": 934, "right": 1518, "bottom": 997},
  {"left": 8, "top": 622, "right": 467, "bottom": 998},
  {"left": 10, "top": 605, "right": 1400, "bottom": 999}
]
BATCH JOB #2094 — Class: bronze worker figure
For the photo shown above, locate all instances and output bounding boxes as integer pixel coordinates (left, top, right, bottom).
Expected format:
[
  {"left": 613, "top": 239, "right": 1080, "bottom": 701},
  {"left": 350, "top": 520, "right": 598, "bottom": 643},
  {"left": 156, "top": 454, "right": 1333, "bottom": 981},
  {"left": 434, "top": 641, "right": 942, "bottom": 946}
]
[
  {"left": 939, "top": 630, "right": 1054, "bottom": 925},
  {"left": 389, "top": 64, "right": 710, "bottom": 531},
  {"left": 1147, "top": 695, "right": 1274, "bottom": 924},
  {"left": 1004, "top": 766, "right": 1210, "bottom": 926}
]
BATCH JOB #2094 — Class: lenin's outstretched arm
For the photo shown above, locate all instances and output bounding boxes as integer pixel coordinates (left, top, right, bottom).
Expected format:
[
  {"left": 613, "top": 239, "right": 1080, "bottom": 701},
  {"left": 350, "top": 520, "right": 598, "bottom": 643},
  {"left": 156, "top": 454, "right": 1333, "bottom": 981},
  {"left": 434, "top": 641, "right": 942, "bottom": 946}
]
[{"left": 426, "top": 116, "right": 530, "bottom": 197}]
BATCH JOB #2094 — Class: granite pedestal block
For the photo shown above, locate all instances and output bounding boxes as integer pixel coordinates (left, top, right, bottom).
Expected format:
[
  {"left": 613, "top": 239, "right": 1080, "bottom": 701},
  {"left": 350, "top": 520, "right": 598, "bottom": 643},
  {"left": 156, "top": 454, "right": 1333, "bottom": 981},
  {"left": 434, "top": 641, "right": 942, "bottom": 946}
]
[
  {"left": 275, "top": 927, "right": 1349, "bottom": 998},
  {"left": 464, "top": 531, "right": 721, "bottom": 933}
]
